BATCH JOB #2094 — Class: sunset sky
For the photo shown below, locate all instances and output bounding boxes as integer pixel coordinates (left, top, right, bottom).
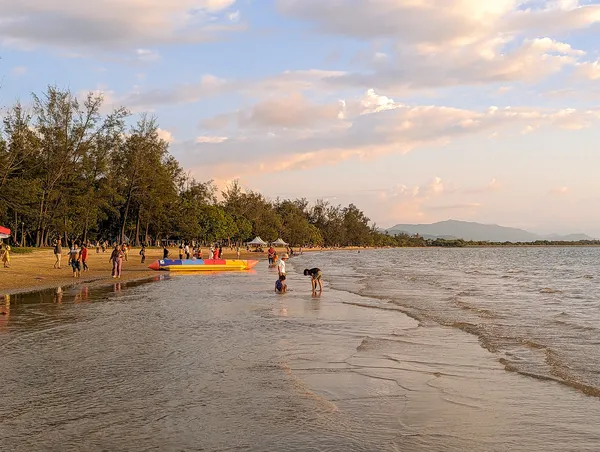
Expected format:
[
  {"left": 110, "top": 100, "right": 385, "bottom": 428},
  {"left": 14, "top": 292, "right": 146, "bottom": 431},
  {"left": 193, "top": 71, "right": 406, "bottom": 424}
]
[{"left": 2, "top": 0, "right": 600, "bottom": 235}]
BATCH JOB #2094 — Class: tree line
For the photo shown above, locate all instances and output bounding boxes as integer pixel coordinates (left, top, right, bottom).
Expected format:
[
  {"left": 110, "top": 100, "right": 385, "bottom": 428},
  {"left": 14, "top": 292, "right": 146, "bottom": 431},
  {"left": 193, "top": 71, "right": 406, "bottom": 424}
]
[{"left": 0, "top": 86, "right": 430, "bottom": 249}]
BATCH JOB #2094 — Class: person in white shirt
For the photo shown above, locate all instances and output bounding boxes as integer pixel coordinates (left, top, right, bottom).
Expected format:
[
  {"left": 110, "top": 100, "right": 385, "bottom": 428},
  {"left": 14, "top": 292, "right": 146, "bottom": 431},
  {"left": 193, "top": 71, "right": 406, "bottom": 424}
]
[{"left": 277, "top": 253, "right": 288, "bottom": 277}]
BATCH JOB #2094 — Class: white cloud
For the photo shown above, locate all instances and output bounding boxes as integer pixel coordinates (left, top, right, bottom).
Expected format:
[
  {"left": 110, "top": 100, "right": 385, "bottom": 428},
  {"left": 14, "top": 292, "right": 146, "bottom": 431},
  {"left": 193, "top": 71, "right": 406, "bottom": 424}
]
[
  {"left": 196, "top": 135, "right": 228, "bottom": 143},
  {"left": 277, "top": 0, "right": 600, "bottom": 90},
  {"left": 228, "top": 10, "right": 241, "bottom": 22},
  {"left": 11, "top": 66, "right": 27, "bottom": 76},
  {"left": 157, "top": 128, "right": 174, "bottom": 143},
  {"left": 187, "top": 92, "right": 600, "bottom": 179},
  {"left": 0, "top": 0, "right": 240, "bottom": 52},
  {"left": 136, "top": 48, "right": 161, "bottom": 62},
  {"left": 278, "top": 0, "right": 600, "bottom": 44},
  {"left": 576, "top": 60, "right": 600, "bottom": 80}
]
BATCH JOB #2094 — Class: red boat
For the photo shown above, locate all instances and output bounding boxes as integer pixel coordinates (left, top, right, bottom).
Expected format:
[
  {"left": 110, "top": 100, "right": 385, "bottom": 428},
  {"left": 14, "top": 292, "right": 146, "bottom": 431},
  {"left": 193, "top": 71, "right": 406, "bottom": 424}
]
[{"left": 0, "top": 226, "right": 10, "bottom": 239}]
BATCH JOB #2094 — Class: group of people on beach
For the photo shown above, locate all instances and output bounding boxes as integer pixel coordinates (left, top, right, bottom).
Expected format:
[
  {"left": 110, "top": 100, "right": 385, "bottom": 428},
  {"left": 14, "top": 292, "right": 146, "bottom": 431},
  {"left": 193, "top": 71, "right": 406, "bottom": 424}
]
[
  {"left": 53, "top": 239, "right": 89, "bottom": 277},
  {"left": 52, "top": 238, "right": 131, "bottom": 278}
]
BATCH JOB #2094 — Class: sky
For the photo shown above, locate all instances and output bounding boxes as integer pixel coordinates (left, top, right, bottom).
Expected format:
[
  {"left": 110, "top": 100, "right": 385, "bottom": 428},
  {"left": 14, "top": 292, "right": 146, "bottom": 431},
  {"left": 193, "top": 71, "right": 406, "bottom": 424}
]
[{"left": 1, "top": 0, "right": 600, "bottom": 235}]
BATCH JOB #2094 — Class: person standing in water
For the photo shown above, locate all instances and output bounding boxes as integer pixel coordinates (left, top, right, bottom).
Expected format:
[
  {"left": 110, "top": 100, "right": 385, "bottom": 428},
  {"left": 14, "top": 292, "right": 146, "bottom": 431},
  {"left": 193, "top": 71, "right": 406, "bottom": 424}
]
[
  {"left": 267, "top": 246, "right": 275, "bottom": 266},
  {"left": 303, "top": 268, "right": 323, "bottom": 292},
  {"left": 277, "top": 253, "right": 288, "bottom": 277}
]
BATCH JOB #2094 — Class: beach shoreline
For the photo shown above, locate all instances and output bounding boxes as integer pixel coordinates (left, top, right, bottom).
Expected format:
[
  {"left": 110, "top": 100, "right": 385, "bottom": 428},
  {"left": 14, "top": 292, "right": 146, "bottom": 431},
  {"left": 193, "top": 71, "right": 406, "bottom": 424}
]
[{"left": 0, "top": 246, "right": 378, "bottom": 296}]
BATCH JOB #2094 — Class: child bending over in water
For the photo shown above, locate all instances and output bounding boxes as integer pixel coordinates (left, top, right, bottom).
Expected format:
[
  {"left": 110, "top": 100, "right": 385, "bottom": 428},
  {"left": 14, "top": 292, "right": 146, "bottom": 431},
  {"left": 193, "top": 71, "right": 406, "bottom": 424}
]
[{"left": 275, "top": 274, "right": 287, "bottom": 294}]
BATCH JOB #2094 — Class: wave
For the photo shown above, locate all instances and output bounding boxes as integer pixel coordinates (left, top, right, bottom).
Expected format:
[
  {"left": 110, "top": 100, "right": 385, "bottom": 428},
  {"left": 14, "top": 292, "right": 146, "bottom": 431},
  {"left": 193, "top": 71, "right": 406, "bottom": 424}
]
[{"left": 540, "top": 288, "right": 562, "bottom": 294}]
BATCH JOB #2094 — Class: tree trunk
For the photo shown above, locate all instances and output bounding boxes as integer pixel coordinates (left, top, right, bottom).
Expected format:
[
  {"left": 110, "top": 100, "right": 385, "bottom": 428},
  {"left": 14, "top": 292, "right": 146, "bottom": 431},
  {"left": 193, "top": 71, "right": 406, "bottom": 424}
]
[
  {"left": 13, "top": 210, "right": 18, "bottom": 243},
  {"left": 144, "top": 218, "right": 150, "bottom": 246},
  {"left": 36, "top": 193, "right": 46, "bottom": 247},
  {"left": 64, "top": 218, "right": 68, "bottom": 248},
  {"left": 120, "top": 185, "right": 134, "bottom": 244},
  {"left": 82, "top": 215, "right": 89, "bottom": 245},
  {"left": 135, "top": 210, "right": 141, "bottom": 246}
]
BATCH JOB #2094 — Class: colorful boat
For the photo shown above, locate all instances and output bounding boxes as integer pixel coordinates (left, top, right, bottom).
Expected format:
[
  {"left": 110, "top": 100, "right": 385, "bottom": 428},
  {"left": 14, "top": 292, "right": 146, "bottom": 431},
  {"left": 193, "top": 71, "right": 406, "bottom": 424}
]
[{"left": 148, "top": 258, "right": 258, "bottom": 272}]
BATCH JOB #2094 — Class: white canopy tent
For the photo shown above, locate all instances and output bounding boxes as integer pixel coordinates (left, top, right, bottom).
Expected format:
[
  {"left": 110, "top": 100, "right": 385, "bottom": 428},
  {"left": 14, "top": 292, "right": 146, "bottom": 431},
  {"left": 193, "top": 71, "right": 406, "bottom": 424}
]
[
  {"left": 271, "top": 238, "right": 288, "bottom": 246},
  {"left": 248, "top": 236, "right": 267, "bottom": 246}
]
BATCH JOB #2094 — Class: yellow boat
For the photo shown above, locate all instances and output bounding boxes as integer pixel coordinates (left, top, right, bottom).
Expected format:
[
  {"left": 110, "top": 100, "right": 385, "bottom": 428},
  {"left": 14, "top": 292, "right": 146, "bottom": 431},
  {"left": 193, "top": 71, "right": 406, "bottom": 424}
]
[{"left": 148, "top": 258, "right": 258, "bottom": 272}]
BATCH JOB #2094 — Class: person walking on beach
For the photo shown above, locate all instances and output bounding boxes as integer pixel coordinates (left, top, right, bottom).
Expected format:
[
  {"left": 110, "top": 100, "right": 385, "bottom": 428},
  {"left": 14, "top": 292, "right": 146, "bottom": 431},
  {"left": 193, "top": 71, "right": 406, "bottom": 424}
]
[
  {"left": 1, "top": 244, "right": 10, "bottom": 268},
  {"left": 122, "top": 243, "right": 129, "bottom": 262},
  {"left": 81, "top": 243, "right": 89, "bottom": 272},
  {"left": 179, "top": 244, "right": 184, "bottom": 260},
  {"left": 110, "top": 245, "right": 124, "bottom": 278},
  {"left": 277, "top": 253, "right": 288, "bottom": 277},
  {"left": 218, "top": 245, "right": 223, "bottom": 259},
  {"left": 140, "top": 244, "right": 146, "bottom": 263},
  {"left": 303, "top": 268, "right": 323, "bottom": 292},
  {"left": 53, "top": 239, "right": 62, "bottom": 269},
  {"left": 69, "top": 243, "right": 81, "bottom": 278},
  {"left": 163, "top": 244, "right": 170, "bottom": 260},
  {"left": 184, "top": 243, "right": 190, "bottom": 260},
  {"left": 236, "top": 246, "right": 240, "bottom": 259}
]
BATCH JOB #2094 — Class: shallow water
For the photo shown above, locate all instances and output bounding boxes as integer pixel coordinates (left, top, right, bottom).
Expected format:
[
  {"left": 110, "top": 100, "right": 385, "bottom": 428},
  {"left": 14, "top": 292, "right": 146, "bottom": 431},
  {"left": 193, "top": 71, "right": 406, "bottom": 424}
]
[
  {"left": 1, "top": 252, "right": 600, "bottom": 451},
  {"left": 297, "top": 247, "right": 600, "bottom": 397}
]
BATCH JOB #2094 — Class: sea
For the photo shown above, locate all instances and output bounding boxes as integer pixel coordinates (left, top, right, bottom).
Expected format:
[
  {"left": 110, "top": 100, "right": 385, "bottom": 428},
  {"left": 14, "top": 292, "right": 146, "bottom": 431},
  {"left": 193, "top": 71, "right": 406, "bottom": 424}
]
[{"left": 1, "top": 247, "right": 600, "bottom": 451}]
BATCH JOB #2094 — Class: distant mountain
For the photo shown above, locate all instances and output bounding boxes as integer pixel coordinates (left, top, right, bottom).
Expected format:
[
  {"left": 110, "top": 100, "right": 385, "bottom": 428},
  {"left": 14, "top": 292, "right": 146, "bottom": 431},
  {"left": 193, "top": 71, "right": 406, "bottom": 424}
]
[{"left": 386, "top": 220, "right": 596, "bottom": 242}]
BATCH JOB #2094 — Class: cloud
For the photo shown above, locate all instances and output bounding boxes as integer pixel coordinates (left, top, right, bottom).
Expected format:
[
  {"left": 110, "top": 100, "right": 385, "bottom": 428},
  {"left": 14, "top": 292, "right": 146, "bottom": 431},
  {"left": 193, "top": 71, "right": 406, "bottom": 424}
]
[
  {"left": 0, "top": 0, "right": 241, "bottom": 52},
  {"left": 196, "top": 135, "right": 228, "bottom": 143},
  {"left": 277, "top": 0, "right": 600, "bottom": 90},
  {"left": 549, "top": 186, "right": 570, "bottom": 195},
  {"left": 109, "top": 70, "right": 346, "bottom": 111},
  {"left": 278, "top": 0, "right": 600, "bottom": 43},
  {"left": 373, "top": 176, "right": 472, "bottom": 222},
  {"left": 464, "top": 178, "right": 502, "bottom": 194},
  {"left": 157, "top": 128, "right": 174, "bottom": 143},
  {"left": 136, "top": 48, "right": 161, "bottom": 63},
  {"left": 576, "top": 60, "right": 600, "bottom": 80},
  {"left": 428, "top": 202, "right": 482, "bottom": 211},
  {"left": 183, "top": 90, "right": 600, "bottom": 179},
  {"left": 11, "top": 66, "right": 27, "bottom": 76}
]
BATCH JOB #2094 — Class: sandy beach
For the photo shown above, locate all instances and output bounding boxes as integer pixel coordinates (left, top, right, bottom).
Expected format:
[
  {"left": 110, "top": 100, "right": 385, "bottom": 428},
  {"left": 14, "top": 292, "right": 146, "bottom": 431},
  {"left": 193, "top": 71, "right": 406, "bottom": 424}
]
[{"left": 0, "top": 247, "right": 271, "bottom": 296}]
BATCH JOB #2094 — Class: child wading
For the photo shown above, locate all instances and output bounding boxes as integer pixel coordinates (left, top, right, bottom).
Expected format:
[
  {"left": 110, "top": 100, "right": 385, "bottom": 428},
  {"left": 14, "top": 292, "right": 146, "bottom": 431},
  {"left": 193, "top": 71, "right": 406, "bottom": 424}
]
[{"left": 275, "top": 274, "right": 287, "bottom": 294}]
